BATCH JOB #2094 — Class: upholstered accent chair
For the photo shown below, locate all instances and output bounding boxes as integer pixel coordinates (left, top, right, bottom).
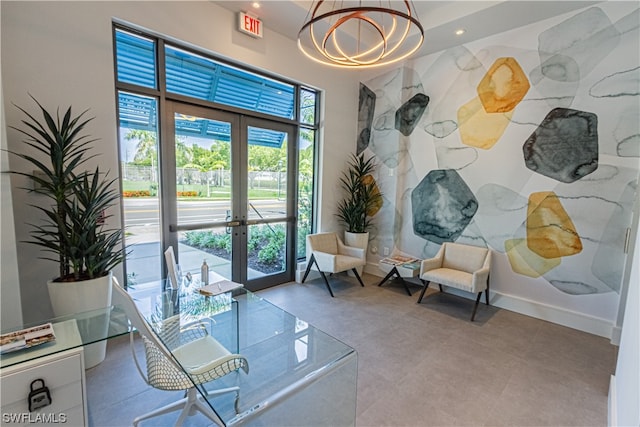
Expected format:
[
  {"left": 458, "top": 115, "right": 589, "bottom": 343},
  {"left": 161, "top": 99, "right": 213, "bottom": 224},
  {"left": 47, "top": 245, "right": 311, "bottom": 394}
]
[
  {"left": 417, "top": 242, "right": 492, "bottom": 321},
  {"left": 112, "top": 278, "right": 249, "bottom": 426},
  {"left": 301, "top": 232, "right": 366, "bottom": 297}
]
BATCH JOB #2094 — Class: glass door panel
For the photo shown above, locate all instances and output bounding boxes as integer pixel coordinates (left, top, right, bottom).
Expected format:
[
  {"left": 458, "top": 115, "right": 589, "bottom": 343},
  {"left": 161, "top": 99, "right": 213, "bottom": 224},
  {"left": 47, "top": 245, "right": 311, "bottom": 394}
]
[
  {"left": 165, "top": 103, "right": 295, "bottom": 290},
  {"left": 165, "top": 105, "right": 238, "bottom": 283},
  {"left": 243, "top": 120, "right": 295, "bottom": 290}
]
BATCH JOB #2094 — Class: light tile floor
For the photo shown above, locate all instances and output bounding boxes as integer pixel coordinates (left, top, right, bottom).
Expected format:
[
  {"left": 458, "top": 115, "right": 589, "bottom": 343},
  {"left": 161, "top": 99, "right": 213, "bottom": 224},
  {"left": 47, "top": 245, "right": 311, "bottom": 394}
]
[{"left": 87, "top": 274, "right": 617, "bottom": 426}]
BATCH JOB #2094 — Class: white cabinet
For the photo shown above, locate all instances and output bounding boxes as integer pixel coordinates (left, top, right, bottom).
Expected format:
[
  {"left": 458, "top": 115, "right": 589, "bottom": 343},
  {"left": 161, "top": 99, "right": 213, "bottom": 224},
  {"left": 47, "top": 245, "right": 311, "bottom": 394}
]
[{"left": 1, "top": 320, "right": 87, "bottom": 427}]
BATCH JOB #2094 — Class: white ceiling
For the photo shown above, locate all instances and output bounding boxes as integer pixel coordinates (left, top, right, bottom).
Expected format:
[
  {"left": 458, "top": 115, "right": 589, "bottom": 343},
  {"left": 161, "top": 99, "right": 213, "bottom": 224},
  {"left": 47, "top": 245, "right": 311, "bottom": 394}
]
[{"left": 214, "top": 0, "right": 600, "bottom": 56}]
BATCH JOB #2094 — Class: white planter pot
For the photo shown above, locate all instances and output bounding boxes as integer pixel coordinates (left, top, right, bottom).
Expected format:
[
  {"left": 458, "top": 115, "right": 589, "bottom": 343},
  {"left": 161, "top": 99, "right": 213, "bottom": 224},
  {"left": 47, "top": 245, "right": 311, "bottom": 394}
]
[
  {"left": 344, "top": 231, "right": 369, "bottom": 276},
  {"left": 47, "top": 271, "right": 113, "bottom": 369}
]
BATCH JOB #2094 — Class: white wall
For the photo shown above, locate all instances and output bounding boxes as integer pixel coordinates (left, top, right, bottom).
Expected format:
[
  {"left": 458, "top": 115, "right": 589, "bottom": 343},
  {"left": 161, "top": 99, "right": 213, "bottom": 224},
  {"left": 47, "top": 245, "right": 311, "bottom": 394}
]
[
  {"left": 1, "top": 1, "right": 359, "bottom": 323},
  {"left": 1, "top": 80, "right": 23, "bottom": 330}
]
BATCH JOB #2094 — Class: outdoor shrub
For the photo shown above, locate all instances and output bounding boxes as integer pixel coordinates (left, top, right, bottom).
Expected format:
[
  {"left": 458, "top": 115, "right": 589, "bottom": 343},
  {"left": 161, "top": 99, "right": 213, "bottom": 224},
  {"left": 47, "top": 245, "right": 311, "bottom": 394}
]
[
  {"left": 212, "top": 233, "right": 231, "bottom": 251},
  {"left": 123, "top": 190, "right": 151, "bottom": 197},
  {"left": 177, "top": 191, "right": 198, "bottom": 197},
  {"left": 258, "top": 242, "right": 282, "bottom": 264},
  {"left": 248, "top": 231, "right": 262, "bottom": 251},
  {"left": 256, "top": 225, "right": 285, "bottom": 264},
  {"left": 184, "top": 230, "right": 230, "bottom": 252}
]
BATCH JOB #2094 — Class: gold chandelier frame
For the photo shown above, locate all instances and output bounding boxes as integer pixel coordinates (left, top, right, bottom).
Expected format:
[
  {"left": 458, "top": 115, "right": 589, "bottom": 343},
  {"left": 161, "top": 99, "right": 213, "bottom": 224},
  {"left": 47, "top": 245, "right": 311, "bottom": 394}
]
[{"left": 298, "top": 1, "right": 424, "bottom": 68}]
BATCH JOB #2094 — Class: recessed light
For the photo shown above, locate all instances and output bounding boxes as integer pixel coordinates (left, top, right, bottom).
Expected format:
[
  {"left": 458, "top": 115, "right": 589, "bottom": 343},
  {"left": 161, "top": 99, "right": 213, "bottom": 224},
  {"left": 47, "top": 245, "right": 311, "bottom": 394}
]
[
  {"left": 252, "top": 2, "right": 260, "bottom": 8},
  {"left": 455, "top": 29, "right": 466, "bottom": 36}
]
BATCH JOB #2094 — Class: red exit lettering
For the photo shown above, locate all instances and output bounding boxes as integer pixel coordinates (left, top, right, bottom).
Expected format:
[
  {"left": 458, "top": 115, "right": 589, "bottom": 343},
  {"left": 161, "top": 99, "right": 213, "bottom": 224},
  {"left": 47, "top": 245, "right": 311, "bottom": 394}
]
[{"left": 239, "top": 12, "right": 263, "bottom": 38}]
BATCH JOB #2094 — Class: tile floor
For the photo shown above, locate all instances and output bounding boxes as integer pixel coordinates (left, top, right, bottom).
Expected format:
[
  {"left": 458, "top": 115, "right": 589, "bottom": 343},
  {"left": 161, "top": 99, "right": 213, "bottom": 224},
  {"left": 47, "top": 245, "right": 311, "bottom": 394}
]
[{"left": 86, "top": 273, "right": 617, "bottom": 426}]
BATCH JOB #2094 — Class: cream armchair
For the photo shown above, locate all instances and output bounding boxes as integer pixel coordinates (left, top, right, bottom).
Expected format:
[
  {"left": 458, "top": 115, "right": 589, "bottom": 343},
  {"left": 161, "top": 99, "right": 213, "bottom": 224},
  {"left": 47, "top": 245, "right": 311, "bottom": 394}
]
[
  {"left": 301, "top": 232, "right": 366, "bottom": 297},
  {"left": 417, "top": 242, "right": 492, "bottom": 321}
]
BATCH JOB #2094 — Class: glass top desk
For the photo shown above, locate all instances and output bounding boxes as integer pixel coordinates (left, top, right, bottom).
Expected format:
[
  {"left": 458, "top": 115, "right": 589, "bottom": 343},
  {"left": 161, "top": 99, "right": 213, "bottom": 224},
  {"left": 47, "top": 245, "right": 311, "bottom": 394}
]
[
  {"left": 1, "top": 306, "right": 130, "bottom": 370},
  {"left": 130, "top": 281, "right": 358, "bottom": 426},
  {"left": 1, "top": 282, "right": 357, "bottom": 426}
]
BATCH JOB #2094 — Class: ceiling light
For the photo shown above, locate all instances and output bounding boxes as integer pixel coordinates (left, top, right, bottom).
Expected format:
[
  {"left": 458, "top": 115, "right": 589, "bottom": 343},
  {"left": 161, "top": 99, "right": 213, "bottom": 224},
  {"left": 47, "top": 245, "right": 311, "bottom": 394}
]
[
  {"left": 297, "top": 1, "right": 424, "bottom": 68},
  {"left": 455, "top": 29, "right": 466, "bottom": 36},
  {"left": 252, "top": 2, "right": 260, "bottom": 8}
]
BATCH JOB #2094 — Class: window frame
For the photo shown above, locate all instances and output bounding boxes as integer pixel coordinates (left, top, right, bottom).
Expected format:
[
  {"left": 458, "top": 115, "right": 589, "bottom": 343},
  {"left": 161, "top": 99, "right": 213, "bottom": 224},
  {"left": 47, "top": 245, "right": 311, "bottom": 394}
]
[{"left": 113, "top": 23, "right": 320, "bottom": 285}]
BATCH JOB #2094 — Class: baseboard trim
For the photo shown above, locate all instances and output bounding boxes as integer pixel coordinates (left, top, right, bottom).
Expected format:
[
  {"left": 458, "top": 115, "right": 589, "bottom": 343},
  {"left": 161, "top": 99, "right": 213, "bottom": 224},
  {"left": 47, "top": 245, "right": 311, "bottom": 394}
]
[
  {"left": 364, "top": 262, "right": 613, "bottom": 339},
  {"left": 490, "top": 292, "right": 613, "bottom": 339},
  {"left": 609, "top": 325, "right": 622, "bottom": 346},
  {"left": 295, "top": 261, "right": 319, "bottom": 283}
]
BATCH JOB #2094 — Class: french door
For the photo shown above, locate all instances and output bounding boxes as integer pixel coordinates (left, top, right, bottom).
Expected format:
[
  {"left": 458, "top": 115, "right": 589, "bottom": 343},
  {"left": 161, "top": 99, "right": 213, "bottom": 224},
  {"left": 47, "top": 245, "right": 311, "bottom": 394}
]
[{"left": 162, "top": 101, "right": 296, "bottom": 291}]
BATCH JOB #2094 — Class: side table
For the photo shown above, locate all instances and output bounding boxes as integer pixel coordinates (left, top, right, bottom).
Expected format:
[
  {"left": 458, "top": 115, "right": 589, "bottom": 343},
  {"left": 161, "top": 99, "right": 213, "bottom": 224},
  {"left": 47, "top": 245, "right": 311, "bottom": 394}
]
[{"left": 377, "top": 261, "right": 422, "bottom": 296}]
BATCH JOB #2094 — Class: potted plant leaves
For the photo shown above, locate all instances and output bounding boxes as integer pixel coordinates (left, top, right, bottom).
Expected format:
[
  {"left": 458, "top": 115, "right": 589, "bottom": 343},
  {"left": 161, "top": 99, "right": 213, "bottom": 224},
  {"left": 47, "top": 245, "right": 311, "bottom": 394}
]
[{"left": 7, "top": 96, "right": 125, "bottom": 368}]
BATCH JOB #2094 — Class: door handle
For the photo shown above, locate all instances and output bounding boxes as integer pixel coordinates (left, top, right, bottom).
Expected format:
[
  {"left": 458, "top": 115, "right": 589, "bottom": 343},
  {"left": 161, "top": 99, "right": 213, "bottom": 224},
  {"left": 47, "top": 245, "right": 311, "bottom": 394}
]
[{"left": 226, "top": 219, "right": 244, "bottom": 234}]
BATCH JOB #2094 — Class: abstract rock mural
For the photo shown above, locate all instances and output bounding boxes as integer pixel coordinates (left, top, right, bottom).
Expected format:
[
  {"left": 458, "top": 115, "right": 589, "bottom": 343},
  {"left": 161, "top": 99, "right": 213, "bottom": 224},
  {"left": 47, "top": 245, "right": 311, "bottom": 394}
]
[
  {"left": 357, "top": 83, "right": 376, "bottom": 155},
  {"left": 523, "top": 108, "right": 599, "bottom": 183},
  {"left": 458, "top": 97, "right": 513, "bottom": 149},
  {"left": 361, "top": 2, "right": 639, "bottom": 311},
  {"left": 526, "top": 191, "right": 582, "bottom": 258},
  {"left": 477, "top": 57, "right": 530, "bottom": 113},
  {"left": 505, "top": 238, "right": 561, "bottom": 278},
  {"left": 538, "top": 7, "right": 620, "bottom": 80},
  {"left": 363, "top": 174, "right": 383, "bottom": 216},
  {"left": 530, "top": 6, "right": 623, "bottom": 109},
  {"left": 411, "top": 170, "right": 478, "bottom": 244},
  {"left": 395, "top": 93, "right": 429, "bottom": 136}
]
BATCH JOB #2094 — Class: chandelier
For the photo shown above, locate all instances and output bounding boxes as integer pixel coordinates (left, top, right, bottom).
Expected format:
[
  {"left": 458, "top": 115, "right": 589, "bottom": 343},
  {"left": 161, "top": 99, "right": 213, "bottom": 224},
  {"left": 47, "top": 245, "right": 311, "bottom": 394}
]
[{"left": 297, "top": 1, "right": 424, "bottom": 68}]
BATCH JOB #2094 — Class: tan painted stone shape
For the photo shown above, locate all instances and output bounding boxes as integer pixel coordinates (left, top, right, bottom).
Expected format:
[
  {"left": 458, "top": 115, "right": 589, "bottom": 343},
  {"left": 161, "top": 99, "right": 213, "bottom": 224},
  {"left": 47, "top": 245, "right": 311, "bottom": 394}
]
[{"left": 526, "top": 191, "right": 582, "bottom": 259}]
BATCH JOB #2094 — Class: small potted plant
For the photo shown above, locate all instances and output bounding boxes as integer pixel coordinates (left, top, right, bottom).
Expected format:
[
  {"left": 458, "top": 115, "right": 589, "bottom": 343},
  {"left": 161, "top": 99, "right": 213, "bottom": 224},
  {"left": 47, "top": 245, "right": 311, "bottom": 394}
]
[
  {"left": 8, "top": 96, "right": 125, "bottom": 368},
  {"left": 335, "top": 153, "right": 383, "bottom": 260}
]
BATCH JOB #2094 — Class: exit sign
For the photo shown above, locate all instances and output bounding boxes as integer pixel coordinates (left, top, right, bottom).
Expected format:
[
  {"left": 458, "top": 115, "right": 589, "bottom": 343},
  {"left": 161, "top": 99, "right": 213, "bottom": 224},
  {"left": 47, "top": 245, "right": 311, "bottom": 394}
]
[{"left": 238, "top": 12, "right": 263, "bottom": 38}]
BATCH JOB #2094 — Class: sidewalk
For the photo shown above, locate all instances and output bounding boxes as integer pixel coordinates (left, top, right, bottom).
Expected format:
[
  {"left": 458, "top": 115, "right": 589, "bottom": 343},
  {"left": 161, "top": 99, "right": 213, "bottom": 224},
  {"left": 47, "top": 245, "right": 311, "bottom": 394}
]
[{"left": 126, "top": 240, "right": 264, "bottom": 286}]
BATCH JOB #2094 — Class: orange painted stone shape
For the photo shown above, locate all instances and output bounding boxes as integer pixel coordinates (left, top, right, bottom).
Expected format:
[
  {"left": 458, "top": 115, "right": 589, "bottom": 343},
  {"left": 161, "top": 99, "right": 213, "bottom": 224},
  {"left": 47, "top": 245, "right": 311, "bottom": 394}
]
[
  {"left": 363, "top": 174, "right": 383, "bottom": 216},
  {"left": 477, "top": 57, "right": 530, "bottom": 113},
  {"left": 505, "top": 238, "right": 561, "bottom": 277},
  {"left": 526, "top": 191, "right": 582, "bottom": 259},
  {"left": 457, "top": 97, "right": 512, "bottom": 149}
]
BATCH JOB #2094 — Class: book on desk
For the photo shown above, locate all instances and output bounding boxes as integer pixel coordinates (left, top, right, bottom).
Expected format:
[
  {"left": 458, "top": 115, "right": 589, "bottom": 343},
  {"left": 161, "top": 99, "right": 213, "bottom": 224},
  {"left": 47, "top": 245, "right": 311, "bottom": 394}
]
[{"left": 197, "top": 280, "right": 244, "bottom": 296}]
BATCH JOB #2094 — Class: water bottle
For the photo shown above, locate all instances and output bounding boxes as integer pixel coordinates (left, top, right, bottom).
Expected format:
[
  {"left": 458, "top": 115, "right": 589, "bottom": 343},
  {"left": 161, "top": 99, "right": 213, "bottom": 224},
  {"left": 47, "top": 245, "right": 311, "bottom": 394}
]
[{"left": 201, "top": 259, "right": 209, "bottom": 285}]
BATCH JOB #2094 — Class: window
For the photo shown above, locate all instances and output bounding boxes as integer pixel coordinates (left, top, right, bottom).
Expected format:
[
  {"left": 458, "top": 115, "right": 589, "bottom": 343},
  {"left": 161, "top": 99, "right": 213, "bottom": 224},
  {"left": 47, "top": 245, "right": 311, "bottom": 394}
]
[
  {"left": 115, "top": 29, "right": 156, "bottom": 89},
  {"left": 165, "top": 45, "right": 296, "bottom": 119},
  {"left": 114, "top": 25, "right": 319, "bottom": 286},
  {"left": 117, "top": 92, "right": 161, "bottom": 286}
]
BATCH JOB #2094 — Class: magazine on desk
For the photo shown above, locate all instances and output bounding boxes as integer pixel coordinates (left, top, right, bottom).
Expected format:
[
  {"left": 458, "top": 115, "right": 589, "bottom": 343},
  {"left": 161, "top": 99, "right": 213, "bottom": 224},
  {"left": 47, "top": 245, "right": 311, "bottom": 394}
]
[
  {"left": 0, "top": 323, "right": 56, "bottom": 354},
  {"left": 198, "top": 280, "right": 244, "bottom": 296},
  {"left": 380, "top": 254, "right": 420, "bottom": 267}
]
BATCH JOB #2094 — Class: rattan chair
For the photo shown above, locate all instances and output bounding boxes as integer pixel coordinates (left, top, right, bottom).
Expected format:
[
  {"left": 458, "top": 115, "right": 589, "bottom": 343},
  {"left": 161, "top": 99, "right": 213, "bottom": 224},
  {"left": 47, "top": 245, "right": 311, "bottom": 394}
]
[{"left": 112, "top": 278, "right": 249, "bottom": 426}]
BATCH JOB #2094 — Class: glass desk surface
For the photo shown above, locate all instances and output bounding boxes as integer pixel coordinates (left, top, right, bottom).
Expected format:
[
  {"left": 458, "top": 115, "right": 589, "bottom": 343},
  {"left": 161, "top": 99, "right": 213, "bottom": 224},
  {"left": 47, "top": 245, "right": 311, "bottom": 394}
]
[
  {"left": 130, "top": 282, "right": 358, "bottom": 426},
  {"left": 1, "top": 306, "right": 130, "bottom": 369},
  {"left": 1, "top": 282, "right": 358, "bottom": 426}
]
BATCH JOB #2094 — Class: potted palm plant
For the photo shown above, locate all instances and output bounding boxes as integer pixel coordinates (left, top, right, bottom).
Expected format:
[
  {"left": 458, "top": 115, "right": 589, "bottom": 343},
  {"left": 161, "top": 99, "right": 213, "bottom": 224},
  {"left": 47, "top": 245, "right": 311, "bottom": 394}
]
[
  {"left": 8, "top": 96, "right": 125, "bottom": 368},
  {"left": 335, "top": 153, "right": 383, "bottom": 269}
]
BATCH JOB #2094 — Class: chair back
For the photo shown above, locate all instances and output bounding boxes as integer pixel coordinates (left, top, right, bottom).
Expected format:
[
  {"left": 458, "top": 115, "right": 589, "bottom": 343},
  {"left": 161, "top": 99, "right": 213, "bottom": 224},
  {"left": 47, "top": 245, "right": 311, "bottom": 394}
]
[
  {"left": 442, "top": 242, "right": 489, "bottom": 273},
  {"left": 164, "top": 246, "right": 179, "bottom": 289},
  {"left": 111, "top": 277, "right": 180, "bottom": 367},
  {"left": 306, "top": 232, "right": 338, "bottom": 259}
]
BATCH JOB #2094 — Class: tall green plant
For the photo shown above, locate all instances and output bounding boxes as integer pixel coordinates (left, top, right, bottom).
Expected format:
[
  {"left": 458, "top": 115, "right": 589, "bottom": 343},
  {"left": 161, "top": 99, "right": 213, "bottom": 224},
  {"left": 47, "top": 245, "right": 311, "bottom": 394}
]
[
  {"left": 336, "top": 153, "right": 382, "bottom": 233},
  {"left": 8, "top": 96, "right": 125, "bottom": 282}
]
